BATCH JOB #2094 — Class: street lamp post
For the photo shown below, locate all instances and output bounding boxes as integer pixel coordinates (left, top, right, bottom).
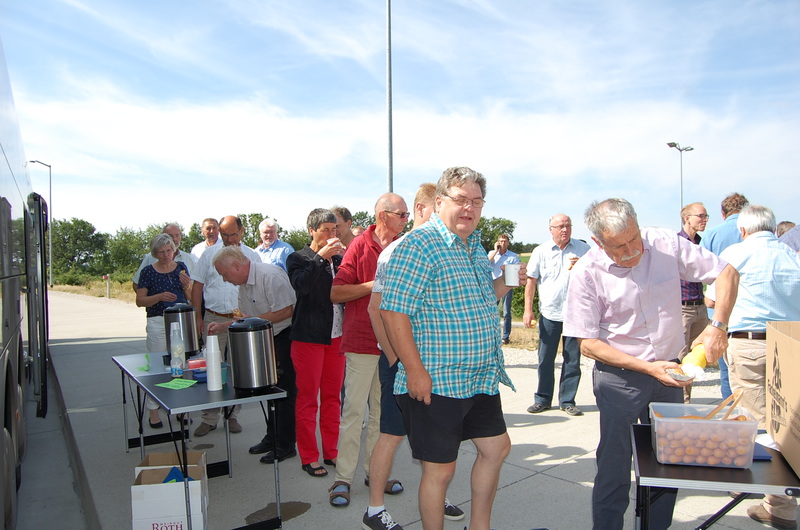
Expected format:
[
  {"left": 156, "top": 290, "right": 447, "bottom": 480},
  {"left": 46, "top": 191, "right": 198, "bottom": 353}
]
[
  {"left": 666, "top": 142, "right": 694, "bottom": 209},
  {"left": 29, "top": 160, "right": 53, "bottom": 287}
]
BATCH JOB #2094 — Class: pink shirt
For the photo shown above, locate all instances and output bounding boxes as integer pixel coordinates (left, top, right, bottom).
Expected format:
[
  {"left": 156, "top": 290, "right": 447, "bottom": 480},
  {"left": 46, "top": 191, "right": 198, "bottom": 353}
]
[{"left": 563, "top": 227, "right": 726, "bottom": 362}]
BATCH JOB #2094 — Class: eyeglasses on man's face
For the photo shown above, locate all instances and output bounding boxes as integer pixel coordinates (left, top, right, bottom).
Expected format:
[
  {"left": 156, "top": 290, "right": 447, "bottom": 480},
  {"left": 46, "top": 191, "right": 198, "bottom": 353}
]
[
  {"left": 442, "top": 194, "right": 485, "bottom": 209},
  {"left": 550, "top": 224, "right": 572, "bottom": 231},
  {"left": 384, "top": 210, "right": 411, "bottom": 220},
  {"left": 688, "top": 214, "right": 710, "bottom": 220}
]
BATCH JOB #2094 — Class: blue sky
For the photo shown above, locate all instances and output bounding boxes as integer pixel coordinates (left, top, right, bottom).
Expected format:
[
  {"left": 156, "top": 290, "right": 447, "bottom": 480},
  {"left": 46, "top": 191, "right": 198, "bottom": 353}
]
[{"left": 2, "top": 0, "right": 799, "bottom": 245}]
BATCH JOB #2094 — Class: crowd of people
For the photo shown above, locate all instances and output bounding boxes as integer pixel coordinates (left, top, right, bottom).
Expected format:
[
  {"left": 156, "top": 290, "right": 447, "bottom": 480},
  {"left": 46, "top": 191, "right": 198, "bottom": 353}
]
[{"left": 132, "top": 172, "right": 799, "bottom": 529}]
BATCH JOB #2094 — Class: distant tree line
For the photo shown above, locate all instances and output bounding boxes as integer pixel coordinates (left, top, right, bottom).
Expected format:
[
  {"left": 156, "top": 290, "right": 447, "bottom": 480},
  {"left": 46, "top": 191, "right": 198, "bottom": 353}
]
[{"left": 48, "top": 212, "right": 537, "bottom": 318}]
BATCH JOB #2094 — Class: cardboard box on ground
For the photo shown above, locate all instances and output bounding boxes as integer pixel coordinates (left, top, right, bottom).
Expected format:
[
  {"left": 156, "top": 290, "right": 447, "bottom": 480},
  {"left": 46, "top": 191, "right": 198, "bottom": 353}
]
[
  {"left": 131, "top": 451, "right": 208, "bottom": 530},
  {"left": 767, "top": 321, "right": 800, "bottom": 477}
]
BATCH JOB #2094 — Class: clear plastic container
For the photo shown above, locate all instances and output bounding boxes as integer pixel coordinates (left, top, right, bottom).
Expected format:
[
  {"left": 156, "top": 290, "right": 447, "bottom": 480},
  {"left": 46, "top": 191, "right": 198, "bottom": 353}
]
[{"left": 649, "top": 402, "right": 757, "bottom": 469}]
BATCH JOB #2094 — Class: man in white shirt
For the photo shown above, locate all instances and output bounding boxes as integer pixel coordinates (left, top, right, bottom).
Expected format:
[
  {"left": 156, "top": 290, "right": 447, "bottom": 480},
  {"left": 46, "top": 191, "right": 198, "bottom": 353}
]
[
  {"left": 190, "top": 215, "right": 260, "bottom": 436},
  {"left": 487, "top": 234, "right": 520, "bottom": 345},
  {"left": 190, "top": 218, "right": 221, "bottom": 261}
]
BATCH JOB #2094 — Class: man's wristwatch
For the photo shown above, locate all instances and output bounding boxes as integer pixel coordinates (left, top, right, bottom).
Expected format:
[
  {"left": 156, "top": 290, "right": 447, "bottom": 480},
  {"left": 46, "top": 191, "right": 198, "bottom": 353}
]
[{"left": 709, "top": 320, "right": 728, "bottom": 332}]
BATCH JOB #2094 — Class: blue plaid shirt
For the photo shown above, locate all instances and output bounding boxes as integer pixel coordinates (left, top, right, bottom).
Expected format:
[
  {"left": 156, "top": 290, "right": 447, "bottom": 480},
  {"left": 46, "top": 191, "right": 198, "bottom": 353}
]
[{"left": 380, "top": 214, "right": 514, "bottom": 399}]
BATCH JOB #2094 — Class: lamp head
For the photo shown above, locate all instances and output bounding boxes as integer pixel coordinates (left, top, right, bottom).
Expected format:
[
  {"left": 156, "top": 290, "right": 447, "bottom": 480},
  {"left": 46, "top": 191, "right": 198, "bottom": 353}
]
[{"left": 667, "top": 142, "right": 678, "bottom": 148}]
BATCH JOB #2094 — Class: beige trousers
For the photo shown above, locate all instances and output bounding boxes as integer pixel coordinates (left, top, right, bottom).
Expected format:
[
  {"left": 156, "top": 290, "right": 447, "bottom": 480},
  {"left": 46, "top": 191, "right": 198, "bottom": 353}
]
[
  {"left": 726, "top": 337, "right": 797, "bottom": 520},
  {"left": 334, "top": 352, "right": 381, "bottom": 485}
]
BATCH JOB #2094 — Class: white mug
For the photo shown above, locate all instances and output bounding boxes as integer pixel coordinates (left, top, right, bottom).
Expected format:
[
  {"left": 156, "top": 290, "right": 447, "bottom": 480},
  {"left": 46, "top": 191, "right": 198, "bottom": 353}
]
[{"left": 504, "top": 263, "right": 521, "bottom": 287}]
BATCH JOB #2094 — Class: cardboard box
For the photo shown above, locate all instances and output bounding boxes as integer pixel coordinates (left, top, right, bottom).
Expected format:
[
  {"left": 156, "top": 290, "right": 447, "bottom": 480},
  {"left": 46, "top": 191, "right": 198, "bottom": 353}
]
[
  {"left": 649, "top": 402, "right": 757, "bottom": 469},
  {"left": 131, "top": 466, "right": 208, "bottom": 530},
  {"left": 767, "top": 321, "right": 800, "bottom": 477},
  {"left": 134, "top": 451, "right": 207, "bottom": 479}
]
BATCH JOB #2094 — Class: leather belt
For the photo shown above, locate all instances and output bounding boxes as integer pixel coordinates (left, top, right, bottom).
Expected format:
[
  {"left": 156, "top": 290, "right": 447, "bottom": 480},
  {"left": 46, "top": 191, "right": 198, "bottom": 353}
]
[
  {"left": 206, "top": 308, "right": 236, "bottom": 319},
  {"left": 681, "top": 299, "right": 704, "bottom": 306},
  {"left": 728, "top": 331, "right": 767, "bottom": 340}
]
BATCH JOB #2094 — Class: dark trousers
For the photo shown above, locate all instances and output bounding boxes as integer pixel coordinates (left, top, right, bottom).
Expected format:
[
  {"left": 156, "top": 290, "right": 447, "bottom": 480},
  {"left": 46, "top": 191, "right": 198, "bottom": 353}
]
[
  {"left": 592, "top": 362, "right": 681, "bottom": 530},
  {"left": 535, "top": 315, "right": 581, "bottom": 407},
  {"left": 267, "top": 327, "right": 296, "bottom": 452}
]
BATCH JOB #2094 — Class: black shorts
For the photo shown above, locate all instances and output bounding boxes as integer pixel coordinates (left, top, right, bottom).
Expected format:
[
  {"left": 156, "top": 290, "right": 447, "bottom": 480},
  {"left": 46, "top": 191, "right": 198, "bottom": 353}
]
[
  {"left": 396, "top": 392, "right": 506, "bottom": 464},
  {"left": 379, "top": 353, "right": 405, "bottom": 436}
]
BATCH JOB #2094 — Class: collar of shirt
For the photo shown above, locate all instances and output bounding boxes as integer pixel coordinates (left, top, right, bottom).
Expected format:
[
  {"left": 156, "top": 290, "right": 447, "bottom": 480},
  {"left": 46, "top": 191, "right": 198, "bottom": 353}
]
[{"left": 429, "top": 213, "right": 483, "bottom": 250}]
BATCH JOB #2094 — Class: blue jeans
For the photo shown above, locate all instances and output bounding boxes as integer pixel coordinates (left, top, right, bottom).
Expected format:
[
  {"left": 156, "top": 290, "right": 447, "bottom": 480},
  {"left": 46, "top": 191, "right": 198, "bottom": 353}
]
[
  {"left": 499, "top": 290, "right": 513, "bottom": 340},
  {"left": 535, "top": 315, "right": 581, "bottom": 407},
  {"left": 719, "top": 355, "right": 732, "bottom": 399}
]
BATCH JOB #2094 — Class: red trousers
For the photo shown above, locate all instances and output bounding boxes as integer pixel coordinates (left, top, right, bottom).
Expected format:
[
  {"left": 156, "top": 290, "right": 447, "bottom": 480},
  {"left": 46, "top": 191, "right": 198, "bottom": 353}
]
[{"left": 291, "top": 337, "right": 346, "bottom": 465}]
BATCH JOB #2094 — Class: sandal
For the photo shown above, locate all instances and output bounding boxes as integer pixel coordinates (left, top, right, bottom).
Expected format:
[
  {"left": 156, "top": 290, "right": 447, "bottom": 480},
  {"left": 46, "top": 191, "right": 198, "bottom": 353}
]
[
  {"left": 323, "top": 459, "right": 336, "bottom": 467},
  {"left": 302, "top": 463, "right": 328, "bottom": 478},
  {"left": 364, "top": 476, "right": 404, "bottom": 495},
  {"left": 328, "top": 481, "right": 350, "bottom": 507}
]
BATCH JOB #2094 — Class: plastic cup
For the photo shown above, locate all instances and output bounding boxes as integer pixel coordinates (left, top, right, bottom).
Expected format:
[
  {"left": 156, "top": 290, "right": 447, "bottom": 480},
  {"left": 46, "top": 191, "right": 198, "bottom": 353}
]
[{"left": 504, "top": 263, "right": 521, "bottom": 287}]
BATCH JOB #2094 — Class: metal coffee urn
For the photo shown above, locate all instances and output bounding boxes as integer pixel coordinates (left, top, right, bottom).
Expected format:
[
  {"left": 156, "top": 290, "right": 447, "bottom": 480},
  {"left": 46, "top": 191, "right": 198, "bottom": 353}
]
[
  {"left": 228, "top": 317, "right": 278, "bottom": 396},
  {"left": 163, "top": 303, "right": 200, "bottom": 357}
]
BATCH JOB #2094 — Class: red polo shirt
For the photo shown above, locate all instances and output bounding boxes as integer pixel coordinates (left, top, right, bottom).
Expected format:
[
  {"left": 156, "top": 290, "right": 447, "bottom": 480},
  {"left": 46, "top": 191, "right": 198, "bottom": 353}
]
[{"left": 332, "top": 224, "right": 394, "bottom": 355}]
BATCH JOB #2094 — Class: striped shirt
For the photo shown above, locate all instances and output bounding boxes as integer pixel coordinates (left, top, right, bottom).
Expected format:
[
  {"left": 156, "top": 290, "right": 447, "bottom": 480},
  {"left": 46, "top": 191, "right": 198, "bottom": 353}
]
[{"left": 380, "top": 214, "right": 514, "bottom": 398}]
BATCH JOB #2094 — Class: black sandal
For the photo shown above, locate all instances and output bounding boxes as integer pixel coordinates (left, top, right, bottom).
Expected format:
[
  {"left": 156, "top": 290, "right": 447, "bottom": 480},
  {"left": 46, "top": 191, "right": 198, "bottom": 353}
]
[
  {"left": 302, "top": 463, "right": 328, "bottom": 477},
  {"left": 323, "top": 459, "right": 336, "bottom": 467}
]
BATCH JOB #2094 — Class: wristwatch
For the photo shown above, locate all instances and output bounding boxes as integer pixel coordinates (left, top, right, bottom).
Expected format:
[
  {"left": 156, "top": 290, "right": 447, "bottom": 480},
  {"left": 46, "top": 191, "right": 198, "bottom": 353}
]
[{"left": 709, "top": 320, "right": 728, "bottom": 332}]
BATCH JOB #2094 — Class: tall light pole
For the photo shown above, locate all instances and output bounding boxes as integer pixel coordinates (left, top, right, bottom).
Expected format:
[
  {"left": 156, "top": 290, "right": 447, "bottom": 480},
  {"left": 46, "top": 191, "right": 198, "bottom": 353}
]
[
  {"left": 386, "top": 0, "right": 394, "bottom": 192},
  {"left": 29, "top": 160, "right": 53, "bottom": 287},
  {"left": 666, "top": 142, "right": 694, "bottom": 209}
]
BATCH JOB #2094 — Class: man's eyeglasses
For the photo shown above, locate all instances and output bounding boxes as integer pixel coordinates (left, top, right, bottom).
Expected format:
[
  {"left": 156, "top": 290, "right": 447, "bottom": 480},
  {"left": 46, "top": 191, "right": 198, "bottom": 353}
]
[
  {"left": 384, "top": 210, "right": 411, "bottom": 220},
  {"left": 688, "top": 214, "right": 710, "bottom": 220},
  {"left": 443, "top": 194, "right": 486, "bottom": 209},
  {"left": 550, "top": 225, "right": 572, "bottom": 231}
]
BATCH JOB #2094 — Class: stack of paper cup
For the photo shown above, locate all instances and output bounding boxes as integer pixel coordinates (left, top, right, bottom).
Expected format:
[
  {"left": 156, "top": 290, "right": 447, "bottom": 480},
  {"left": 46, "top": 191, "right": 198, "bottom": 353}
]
[{"left": 206, "top": 335, "right": 223, "bottom": 392}]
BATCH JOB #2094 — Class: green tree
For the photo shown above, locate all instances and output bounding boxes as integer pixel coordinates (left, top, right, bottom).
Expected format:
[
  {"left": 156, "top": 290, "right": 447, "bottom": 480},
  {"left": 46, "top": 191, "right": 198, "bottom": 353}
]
[
  {"left": 238, "top": 213, "right": 266, "bottom": 249},
  {"left": 477, "top": 217, "right": 517, "bottom": 251},
  {"left": 351, "top": 211, "right": 375, "bottom": 229},
  {"left": 51, "top": 218, "right": 109, "bottom": 276},
  {"left": 284, "top": 228, "right": 310, "bottom": 250},
  {"left": 184, "top": 222, "right": 203, "bottom": 250},
  {"left": 106, "top": 227, "right": 148, "bottom": 275}
]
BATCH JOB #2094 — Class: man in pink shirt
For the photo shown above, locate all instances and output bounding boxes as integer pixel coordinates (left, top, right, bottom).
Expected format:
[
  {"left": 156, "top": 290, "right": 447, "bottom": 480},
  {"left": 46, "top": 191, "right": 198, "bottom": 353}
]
[{"left": 563, "top": 198, "right": 739, "bottom": 530}]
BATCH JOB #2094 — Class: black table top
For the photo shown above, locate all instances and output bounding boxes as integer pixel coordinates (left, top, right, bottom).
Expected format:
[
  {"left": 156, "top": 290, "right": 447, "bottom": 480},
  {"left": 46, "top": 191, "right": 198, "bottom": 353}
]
[
  {"left": 632, "top": 424, "right": 800, "bottom": 497},
  {"left": 113, "top": 353, "right": 286, "bottom": 414}
]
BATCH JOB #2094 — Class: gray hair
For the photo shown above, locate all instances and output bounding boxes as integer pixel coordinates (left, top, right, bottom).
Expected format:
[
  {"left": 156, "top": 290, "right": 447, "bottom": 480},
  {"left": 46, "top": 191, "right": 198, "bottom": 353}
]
[
  {"left": 737, "top": 205, "right": 776, "bottom": 236},
  {"left": 212, "top": 245, "right": 249, "bottom": 268},
  {"left": 306, "top": 208, "right": 337, "bottom": 231},
  {"left": 258, "top": 217, "right": 279, "bottom": 232},
  {"left": 435, "top": 166, "right": 486, "bottom": 199},
  {"left": 585, "top": 198, "right": 638, "bottom": 242},
  {"left": 150, "top": 233, "right": 176, "bottom": 258}
]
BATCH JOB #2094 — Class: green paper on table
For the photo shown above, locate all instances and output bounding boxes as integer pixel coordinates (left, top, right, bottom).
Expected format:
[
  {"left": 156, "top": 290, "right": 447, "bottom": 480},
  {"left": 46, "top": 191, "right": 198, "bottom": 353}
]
[
  {"left": 137, "top": 353, "right": 151, "bottom": 372},
  {"left": 156, "top": 378, "right": 197, "bottom": 390}
]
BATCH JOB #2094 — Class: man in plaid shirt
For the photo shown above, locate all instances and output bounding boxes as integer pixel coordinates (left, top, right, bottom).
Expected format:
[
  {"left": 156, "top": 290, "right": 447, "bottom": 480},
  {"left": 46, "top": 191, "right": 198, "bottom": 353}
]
[{"left": 380, "top": 166, "right": 526, "bottom": 530}]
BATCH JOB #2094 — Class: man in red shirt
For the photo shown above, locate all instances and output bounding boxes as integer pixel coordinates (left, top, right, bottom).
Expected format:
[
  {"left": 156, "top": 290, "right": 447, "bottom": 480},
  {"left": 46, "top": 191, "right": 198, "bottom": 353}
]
[{"left": 328, "top": 192, "right": 409, "bottom": 509}]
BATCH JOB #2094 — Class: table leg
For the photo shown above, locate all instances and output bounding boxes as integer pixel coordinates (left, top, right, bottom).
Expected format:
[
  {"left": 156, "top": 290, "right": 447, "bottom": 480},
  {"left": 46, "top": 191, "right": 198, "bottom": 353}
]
[
  {"left": 135, "top": 386, "right": 146, "bottom": 460},
  {"left": 224, "top": 406, "right": 233, "bottom": 478},
  {"left": 180, "top": 416, "right": 194, "bottom": 530},
  {"left": 121, "top": 370, "right": 129, "bottom": 453},
  {"left": 269, "top": 399, "right": 281, "bottom": 524},
  {"left": 635, "top": 481, "right": 651, "bottom": 530}
]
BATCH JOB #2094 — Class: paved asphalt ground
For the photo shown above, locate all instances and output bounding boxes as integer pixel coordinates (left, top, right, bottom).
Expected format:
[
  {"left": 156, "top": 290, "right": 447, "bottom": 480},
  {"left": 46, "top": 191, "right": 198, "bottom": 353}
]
[{"left": 16, "top": 290, "right": 775, "bottom": 529}]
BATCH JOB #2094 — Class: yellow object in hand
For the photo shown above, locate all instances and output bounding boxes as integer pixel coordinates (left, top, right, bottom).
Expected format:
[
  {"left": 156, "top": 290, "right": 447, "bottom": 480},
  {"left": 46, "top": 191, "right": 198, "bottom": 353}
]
[{"left": 683, "top": 343, "right": 707, "bottom": 369}]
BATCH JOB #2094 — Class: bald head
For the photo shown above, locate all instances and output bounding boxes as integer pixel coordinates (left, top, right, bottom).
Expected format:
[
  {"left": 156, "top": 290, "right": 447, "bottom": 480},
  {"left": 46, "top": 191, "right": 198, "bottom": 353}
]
[{"left": 219, "top": 216, "right": 244, "bottom": 247}]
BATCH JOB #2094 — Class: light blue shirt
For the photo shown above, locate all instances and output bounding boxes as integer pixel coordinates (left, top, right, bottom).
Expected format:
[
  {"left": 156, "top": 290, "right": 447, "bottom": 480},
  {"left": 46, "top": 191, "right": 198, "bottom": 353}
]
[
  {"left": 489, "top": 248, "right": 520, "bottom": 280},
  {"left": 527, "top": 238, "right": 591, "bottom": 322},
  {"left": 700, "top": 213, "right": 742, "bottom": 255},
  {"left": 256, "top": 240, "right": 294, "bottom": 271},
  {"left": 381, "top": 214, "right": 513, "bottom": 398},
  {"left": 715, "top": 231, "right": 800, "bottom": 331}
]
